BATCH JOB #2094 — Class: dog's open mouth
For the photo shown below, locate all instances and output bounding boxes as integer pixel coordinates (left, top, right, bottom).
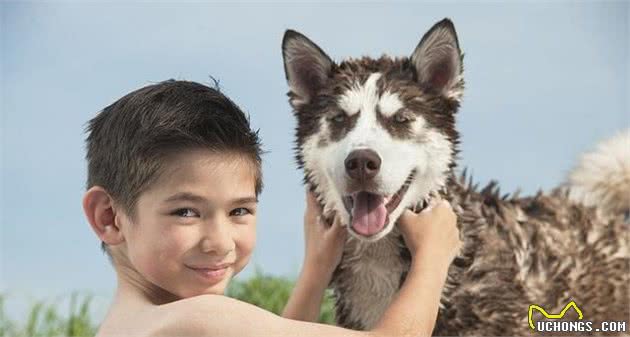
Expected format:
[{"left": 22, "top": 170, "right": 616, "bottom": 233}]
[{"left": 343, "top": 169, "right": 417, "bottom": 237}]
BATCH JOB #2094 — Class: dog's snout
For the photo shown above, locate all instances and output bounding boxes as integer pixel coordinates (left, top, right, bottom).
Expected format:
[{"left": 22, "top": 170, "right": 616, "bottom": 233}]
[{"left": 345, "top": 149, "right": 381, "bottom": 181}]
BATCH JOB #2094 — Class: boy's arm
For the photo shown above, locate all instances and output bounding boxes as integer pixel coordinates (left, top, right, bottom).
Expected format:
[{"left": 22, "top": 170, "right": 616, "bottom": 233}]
[
  {"left": 150, "top": 255, "right": 449, "bottom": 337},
  {"left": 373, "top": 256, "right": 450, "bottom": 336},
  {"left": 281, "top": 261, "right": 331, "bottom": 322},
  {"left": 281, "top": 191, "right": 346, "bottom": 322}
]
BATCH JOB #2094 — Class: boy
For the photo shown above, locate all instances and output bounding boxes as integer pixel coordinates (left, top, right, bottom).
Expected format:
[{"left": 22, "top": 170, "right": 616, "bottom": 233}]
[{"left": 83, "top": 80, "right": 460, "bottom": 336}]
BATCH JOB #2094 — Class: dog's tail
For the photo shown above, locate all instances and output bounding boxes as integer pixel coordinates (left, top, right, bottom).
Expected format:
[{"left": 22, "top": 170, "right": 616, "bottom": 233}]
[{"left": 565, "top": 129, "right": 630, "bottom": 220}]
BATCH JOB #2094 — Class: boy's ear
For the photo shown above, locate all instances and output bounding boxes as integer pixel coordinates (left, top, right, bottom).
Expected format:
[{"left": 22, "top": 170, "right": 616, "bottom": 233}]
[
  {"left": 411, "top": 18, "right": 464, "bottom": 100},
  {"left": 83, "top": 186, "right": 125, "bottom": 246},
  {"left": 282, "top": 29, "right": 334, "bottom": 108}
]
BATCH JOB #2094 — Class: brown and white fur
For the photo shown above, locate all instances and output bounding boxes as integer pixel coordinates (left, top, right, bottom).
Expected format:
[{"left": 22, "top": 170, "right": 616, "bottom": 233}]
[{"left": 282, "top": 19, "right": 629, "bottom": 336}]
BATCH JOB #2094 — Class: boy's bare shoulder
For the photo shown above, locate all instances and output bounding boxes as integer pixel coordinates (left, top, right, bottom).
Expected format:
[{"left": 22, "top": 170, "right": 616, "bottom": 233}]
[
  {"left": 95, "top": 295, "right": 229, "bottom": 337},
  {"left": 99, "top": 295, "right": 357, "bottom": 337},
  {"left": 95, "top": 304, "right": 163, "bottom": 337},
  {"left": 148, "top": 294, "right": 279, "bottom": 337}
]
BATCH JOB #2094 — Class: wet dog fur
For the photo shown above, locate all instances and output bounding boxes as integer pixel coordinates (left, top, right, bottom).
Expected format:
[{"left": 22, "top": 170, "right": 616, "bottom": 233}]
[{"left": 282, "top": 19, "right": 629, "bottom": 336}]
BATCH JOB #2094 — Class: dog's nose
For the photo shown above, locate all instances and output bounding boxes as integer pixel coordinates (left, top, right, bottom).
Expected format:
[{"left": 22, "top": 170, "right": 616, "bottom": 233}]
[{"left": 345, "top": 149, "right": 381, "bottom": 181}]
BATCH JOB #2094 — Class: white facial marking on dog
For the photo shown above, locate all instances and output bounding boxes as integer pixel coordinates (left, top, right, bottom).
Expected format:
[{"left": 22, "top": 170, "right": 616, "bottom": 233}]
[
  {"left": 410, "top": 115, "right": 427, "bottom": 135},
  {"left": 378, "top": 91, "right": 404, "bottom": 117},
  {"left": 338, "top": 73, "right": 382, "bottom": 116},
  {"left": 300, "top": 120, "right": 351, "bottom": 225}
]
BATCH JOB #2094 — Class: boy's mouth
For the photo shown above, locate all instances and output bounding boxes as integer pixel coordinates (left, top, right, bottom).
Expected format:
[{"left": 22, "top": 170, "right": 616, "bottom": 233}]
[
  {"left": 187, "top": 263, "right": 233, "bottom": 270},
  {"left": 186, "top": 263, "right": 233, "bottom": 284}
]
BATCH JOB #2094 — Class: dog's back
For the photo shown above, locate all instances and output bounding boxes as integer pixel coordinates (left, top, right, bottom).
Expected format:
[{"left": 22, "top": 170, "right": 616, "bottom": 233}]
[{"left": 436, "top": 172, "right": 628, "bottom": 336}]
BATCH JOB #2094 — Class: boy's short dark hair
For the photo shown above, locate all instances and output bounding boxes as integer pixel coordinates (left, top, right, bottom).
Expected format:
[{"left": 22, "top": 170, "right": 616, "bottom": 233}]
[{"left": 85, "top": 80, "right": 263, "bottom": 253}]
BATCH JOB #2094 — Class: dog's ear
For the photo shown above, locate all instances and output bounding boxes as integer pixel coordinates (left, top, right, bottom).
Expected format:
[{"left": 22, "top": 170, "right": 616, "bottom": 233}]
[
  {"left": 282, "top": 30, "right": 333, "bottom": 107},
  {"left": 411, "top": 19, "right": 463, "bottom": 99}
]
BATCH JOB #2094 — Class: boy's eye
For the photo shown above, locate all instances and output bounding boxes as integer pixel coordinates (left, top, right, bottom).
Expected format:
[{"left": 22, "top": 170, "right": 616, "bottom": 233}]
[
  {"left": 230, "top": 208, "right": 252, "bottom": 217},
  {"left": 172, "top": 208, "right": 199, "bottom": 217}
]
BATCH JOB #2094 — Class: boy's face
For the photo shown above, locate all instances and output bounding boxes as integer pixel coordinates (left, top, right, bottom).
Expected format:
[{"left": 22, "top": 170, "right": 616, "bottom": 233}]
[{"left": 116, "top": 149, "right": 257, "bottom": 298}]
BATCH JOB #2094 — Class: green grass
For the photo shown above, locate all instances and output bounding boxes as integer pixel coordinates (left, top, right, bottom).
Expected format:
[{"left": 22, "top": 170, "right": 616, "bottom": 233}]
[
  {"left": 0, "top": 293, "right": 97, "bottom": 337},
  {"left": 0, "top": 271, "right": 336, "bottom": 336},
  {"left": 226, "top": 270, "right": 336, "bottom": 324}
]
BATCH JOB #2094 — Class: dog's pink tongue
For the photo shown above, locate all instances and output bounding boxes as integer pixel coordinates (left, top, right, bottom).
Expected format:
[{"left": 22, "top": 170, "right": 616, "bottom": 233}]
[{"left": 351, "top": 192, "right": 387, "bottom": 236}]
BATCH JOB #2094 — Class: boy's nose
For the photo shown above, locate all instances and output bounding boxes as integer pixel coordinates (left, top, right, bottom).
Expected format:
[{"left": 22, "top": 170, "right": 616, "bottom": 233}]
[{"left": 200, "top": 222, "right": 235, "bottom": 256}]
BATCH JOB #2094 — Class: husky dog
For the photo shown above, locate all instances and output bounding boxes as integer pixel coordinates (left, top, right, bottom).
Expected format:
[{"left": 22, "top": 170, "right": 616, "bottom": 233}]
[{"left": 282, "top": 19, "right": 629, "bottom": 336}]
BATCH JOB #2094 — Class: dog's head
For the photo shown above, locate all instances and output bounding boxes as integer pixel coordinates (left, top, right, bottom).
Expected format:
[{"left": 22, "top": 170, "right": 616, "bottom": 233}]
[{"left": 283, "top": 19, "right": 463, "bottom": 242}]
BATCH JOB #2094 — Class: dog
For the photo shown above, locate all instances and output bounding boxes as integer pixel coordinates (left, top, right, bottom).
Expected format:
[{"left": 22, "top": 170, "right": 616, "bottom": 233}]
[{"left": 282, "top": 18, "right": 629, "bottom": 336}]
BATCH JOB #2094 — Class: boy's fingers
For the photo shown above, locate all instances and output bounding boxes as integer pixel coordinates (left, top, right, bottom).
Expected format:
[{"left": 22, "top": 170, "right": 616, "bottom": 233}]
[
  {"left": 398, "top": 209, "right": 416, "bottom": 225},
  {"left": 442, "top": 199, "right": 453, "bottom": 209},
  {"left": 305, "top": 188, "right": 315, "bottom": 204},
  {"left": 399, "top": 198, "right": 449, "bottom": 226},
  {"left": 310, "top": 213, "right": 329, "bottom": 231},
  {"left": 331, "top": 213, "right": 342, "bottom": 227},
  {"left": 315, "top": 215, "right": 324, "bottom": 227},
  {"left": 331, "top": 215, "right": 346, "bottom": 233},
  {"left": 421, "top": 196, "right": 441, "bottom": 213},
  {"left": 328, "top": 215, "right": 347, "bottom": 241}
]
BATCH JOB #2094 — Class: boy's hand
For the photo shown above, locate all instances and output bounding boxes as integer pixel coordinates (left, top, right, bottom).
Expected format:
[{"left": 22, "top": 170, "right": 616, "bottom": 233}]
[
  {"left": 398, "top": 198, "right": 462, "bottom": 265},
  {"left": 302, "top": 190, "right": 347, "bottom": 283}
]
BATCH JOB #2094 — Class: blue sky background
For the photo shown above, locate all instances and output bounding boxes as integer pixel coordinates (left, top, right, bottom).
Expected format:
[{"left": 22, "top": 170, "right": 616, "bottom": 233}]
[{"left": 1, "top": 1, "right": 628, "bottom": 321}]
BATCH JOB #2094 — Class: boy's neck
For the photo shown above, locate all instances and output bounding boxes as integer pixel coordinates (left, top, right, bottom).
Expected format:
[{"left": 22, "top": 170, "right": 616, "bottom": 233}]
[
  {"left": 116, "top": 270, "right": 180, "bottom": 306},
  {"left": 111, "top": 249, "right": 180, "bottom": 306}
]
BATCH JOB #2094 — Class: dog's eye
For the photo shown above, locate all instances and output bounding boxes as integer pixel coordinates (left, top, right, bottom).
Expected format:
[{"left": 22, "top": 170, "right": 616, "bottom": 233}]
[
  {"left": 394, "top": 114, "right": 410, "bottom": 123},
  {"left": 329, "top": 113, "right": 347, "bottom": 123}
]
